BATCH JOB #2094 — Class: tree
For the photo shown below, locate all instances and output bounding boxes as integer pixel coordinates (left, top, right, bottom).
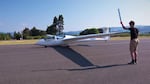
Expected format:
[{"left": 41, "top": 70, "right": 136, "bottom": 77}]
[
  {"left": 0, "top": 33, "right": 10, "bottom": 40},
  {"left": 80, "top": 29, "right": 89, "bottom": 35},
  {"left": 30, "top": 27, "right": 46, "bottom": 36},
  {"left": 39, "top": 30, "right": 46, "bottom": 36},
  {"left": 58, "top": 15, "right": 64, "bottom": 24},
  {"left": 46, "top": 25, "right": 57, "bottom": 35},
  {"left": 53, "top": 16, "right": 58, "bottom": 24},
  {"left": 98, "top": 28, "right": 103, "bottom": 33},
  {"left": 46, "top": 15, "right": 64, "bottom": 35},
  {"left": 14, "top": 32, "right": 22, "bottom": 40},
  {"left": 5, "top": 33, "right": 11, "bottom": 40},
  {"left": 46, "top": 16, "right": 58, "bottom": 35},
  {"left": 80, "top": 28, "right": 99, "bottom": 35},
  {"left": 30, "top": 27, "right": 40, "bottom": 36},
  {"left": 0, "top": 33, "right": 5, "bottom": 40},
  {"left": 88, "top": 28, "right": 99, "bottom": 34},
  {"left": 22, "top": 27, "right": 30, "bottom": 39}
]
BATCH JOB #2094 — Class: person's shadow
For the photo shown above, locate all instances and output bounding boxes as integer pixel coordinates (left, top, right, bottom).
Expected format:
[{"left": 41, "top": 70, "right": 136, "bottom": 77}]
[
  {"left": 52, "top": 46, "right": 94, "bottom": 67},
  {"left": 66, "top": 63, "right": 129, "bottom": 71}
]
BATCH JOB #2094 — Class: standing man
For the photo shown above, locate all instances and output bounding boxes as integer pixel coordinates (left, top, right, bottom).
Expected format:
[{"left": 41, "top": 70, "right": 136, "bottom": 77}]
[{"left": 121, "top": 20, "right": 139, "bottom": 64}]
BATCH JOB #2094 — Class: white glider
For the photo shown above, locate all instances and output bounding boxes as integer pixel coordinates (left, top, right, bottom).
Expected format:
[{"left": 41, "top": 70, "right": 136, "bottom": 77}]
[{"left": 36, "top": 28, "right": 117, "bottom": 47}]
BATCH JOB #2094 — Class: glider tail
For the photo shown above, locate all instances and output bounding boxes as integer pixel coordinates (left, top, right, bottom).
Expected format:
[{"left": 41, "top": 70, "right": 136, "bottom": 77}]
[{"left": 102, "top": 27, "right": 110, "bottom": 40}]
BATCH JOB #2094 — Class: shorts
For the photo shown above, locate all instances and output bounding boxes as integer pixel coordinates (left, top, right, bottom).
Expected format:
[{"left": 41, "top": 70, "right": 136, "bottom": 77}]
[{"left": 130, "top": 38, "right": 139, "bottom": 52}]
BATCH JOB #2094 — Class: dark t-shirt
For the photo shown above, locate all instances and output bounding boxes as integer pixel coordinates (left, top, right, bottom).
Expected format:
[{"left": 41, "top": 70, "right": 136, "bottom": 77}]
[{"left": 128, "top": 28, "right": 139, "bottom": 40}]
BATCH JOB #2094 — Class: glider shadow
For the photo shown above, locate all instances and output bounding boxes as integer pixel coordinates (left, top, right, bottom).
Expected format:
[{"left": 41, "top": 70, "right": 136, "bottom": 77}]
[
  {"left": 66, "top": 63, "right": 129, "bottom": 71},
  {"left": 52, "top": 46, "right": 94, "bottom": 67},
  {"left": 32, "top": 63, "right": 129, "bottom": 72}
]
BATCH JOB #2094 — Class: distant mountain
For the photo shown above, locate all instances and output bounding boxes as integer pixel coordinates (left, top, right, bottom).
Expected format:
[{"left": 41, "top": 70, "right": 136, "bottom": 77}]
[
  {"left": 137, "top": 25, "right": 150, "bottom": 33},
  {"left": 64, "top": 31, "right": 81, "bottom": 35},
  {"left": 110, "top": 25, "right": 150, "bottom": 33}
]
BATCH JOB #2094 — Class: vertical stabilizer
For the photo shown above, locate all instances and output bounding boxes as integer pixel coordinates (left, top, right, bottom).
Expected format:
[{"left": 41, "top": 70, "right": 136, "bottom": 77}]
[{"left": 102, "top": 27, "right": 110, "bottom": 40}]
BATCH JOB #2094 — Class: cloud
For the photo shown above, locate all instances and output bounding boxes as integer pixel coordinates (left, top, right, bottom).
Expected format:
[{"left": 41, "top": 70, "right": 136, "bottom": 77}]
[{"left": 22, "top": 23, "right": 29, "bottom": 27}]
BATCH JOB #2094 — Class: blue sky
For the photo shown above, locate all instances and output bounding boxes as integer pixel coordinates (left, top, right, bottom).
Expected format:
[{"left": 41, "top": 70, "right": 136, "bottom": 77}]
[{"left": 0, "top": 0, "right": 150, "bottom": 32}]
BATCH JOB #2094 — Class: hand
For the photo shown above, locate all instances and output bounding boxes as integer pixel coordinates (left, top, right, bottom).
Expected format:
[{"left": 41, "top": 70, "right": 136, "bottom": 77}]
[
  {"left": 120, "top": 21, "right": 123, "bottom": 25},
  {"left": 120, "top": 21, "right": 126, "bottom": 29}
]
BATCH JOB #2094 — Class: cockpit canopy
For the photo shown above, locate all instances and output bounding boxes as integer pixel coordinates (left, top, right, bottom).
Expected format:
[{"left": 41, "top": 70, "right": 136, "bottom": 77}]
[
  {"left": 44, "top": 34, "right": 65, "bottom": 40},
  {"left": 44, "top": 35, "right": 55, "bottom": 40}
]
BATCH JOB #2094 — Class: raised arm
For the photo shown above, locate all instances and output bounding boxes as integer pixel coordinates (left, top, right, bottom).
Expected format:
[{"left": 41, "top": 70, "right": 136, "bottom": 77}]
[{"left": 120, "top": 21, "right": 128, "bottom": 30}]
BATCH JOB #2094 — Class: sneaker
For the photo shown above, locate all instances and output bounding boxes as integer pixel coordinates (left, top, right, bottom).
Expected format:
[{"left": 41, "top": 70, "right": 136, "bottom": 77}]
[
  {"left": 128, "top": 60, "right": 135, "bottom": 64},
  {"left": 134, "top": 59, "right": 137, "bottom": 64}
]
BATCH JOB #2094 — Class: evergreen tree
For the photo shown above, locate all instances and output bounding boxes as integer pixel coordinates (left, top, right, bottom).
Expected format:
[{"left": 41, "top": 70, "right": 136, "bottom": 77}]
[
  {"left": 46, "top": 25, "right": 57, "bottom": 35},
  {"left": 46, "top": 16, "right": 58, "bottom": 35},
  {"left": 30, "top": 27, "right": 40, "bottom": 36},
  {"left": 53, "top": 16, "right": 58, "bottom": 24},
  {"left": 58, "top": 15, "right": 64, "bottom": 24},
  {"left": 14, "top": 32, "right": 21, "bottom": 40},
  {"left": 22, "top": 27, "right": 30, "bottom": 39},
  {"left": 30, "top": 27, "right": 46, "bottom": 36},
  {"left": 46, "top": 15, "right": 64, "bottom": 35}
]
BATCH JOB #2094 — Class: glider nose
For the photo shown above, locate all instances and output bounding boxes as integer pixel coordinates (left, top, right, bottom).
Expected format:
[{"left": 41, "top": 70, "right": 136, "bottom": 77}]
[{"left": 35, "top": 39, "right": 45, "bottom": 45}]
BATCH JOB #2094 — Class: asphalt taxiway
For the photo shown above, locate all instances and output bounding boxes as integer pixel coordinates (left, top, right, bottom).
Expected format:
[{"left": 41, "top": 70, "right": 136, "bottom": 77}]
[{"left": 0, "top": 39, "right": 150, "bottom": 84}]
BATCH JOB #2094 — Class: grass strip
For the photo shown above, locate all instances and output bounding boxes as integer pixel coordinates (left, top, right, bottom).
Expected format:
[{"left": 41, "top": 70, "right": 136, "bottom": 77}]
[{"left": 0, "top": 40, "right": 38, "bottom": 45}]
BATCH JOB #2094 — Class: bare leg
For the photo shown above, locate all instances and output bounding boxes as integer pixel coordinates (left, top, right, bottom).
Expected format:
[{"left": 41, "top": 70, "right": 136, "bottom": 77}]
[
  {"left": 131, "top": 51, "right": 135, "bottom": 59},
  {"left": 134, "top": 50, "right": 138, "bottom": 63},
  {"left": 129, "top": 51, "right": 135, "bottom": 64}
]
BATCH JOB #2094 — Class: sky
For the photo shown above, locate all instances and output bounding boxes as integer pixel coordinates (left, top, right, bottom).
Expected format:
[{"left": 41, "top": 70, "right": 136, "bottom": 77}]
[{"left": 0, "top": 0, "right": 150, "bottom": 32}]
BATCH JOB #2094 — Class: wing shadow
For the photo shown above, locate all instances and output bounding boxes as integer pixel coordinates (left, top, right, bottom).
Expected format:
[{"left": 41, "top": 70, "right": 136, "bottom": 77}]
[
  {"left": 52, "top": 46, "right": 94, "bottom": 67},
  {"left": 66, "top": 63, "right": 129, "bottom": 71},
  {"left": 31, "top": 63, "right": 130, "bottom": 72}
]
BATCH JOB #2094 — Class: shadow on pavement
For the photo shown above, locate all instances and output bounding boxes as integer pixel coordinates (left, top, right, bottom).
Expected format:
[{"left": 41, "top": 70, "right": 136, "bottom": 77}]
[
  {"left": 66, "top": 63, "right": 129, "bottom": 71},
  {"left": 52, "top": 46, "right": 94, "bottom": 67},
  {"left": 31, "top": 63, "right": 130, "bottom": 72}
]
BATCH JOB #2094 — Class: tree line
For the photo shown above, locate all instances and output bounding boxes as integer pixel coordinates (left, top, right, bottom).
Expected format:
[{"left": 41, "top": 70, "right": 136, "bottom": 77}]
[
  {"left": 0, "top": 26, "right": 47, "bottom": 40},
  {"left": 0, "top": 33, "right": 12, "bottom": 40},
  {"left": 0, "top": 15, "right": 64, "bottom": 40},
  {"left": 0, "top": 14, "right": 102, "bottom": 40}
]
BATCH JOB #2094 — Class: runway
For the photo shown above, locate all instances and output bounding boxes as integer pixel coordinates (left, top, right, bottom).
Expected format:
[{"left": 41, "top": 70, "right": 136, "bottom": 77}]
[{"left": 0, "top": 39, "right": 150, "bottom": 84}]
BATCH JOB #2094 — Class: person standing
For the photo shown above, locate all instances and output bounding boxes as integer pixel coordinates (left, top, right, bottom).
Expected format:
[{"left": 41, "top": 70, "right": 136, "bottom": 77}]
[{"left": 121, "top": 20, "right": 139, "bottom": 64}]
